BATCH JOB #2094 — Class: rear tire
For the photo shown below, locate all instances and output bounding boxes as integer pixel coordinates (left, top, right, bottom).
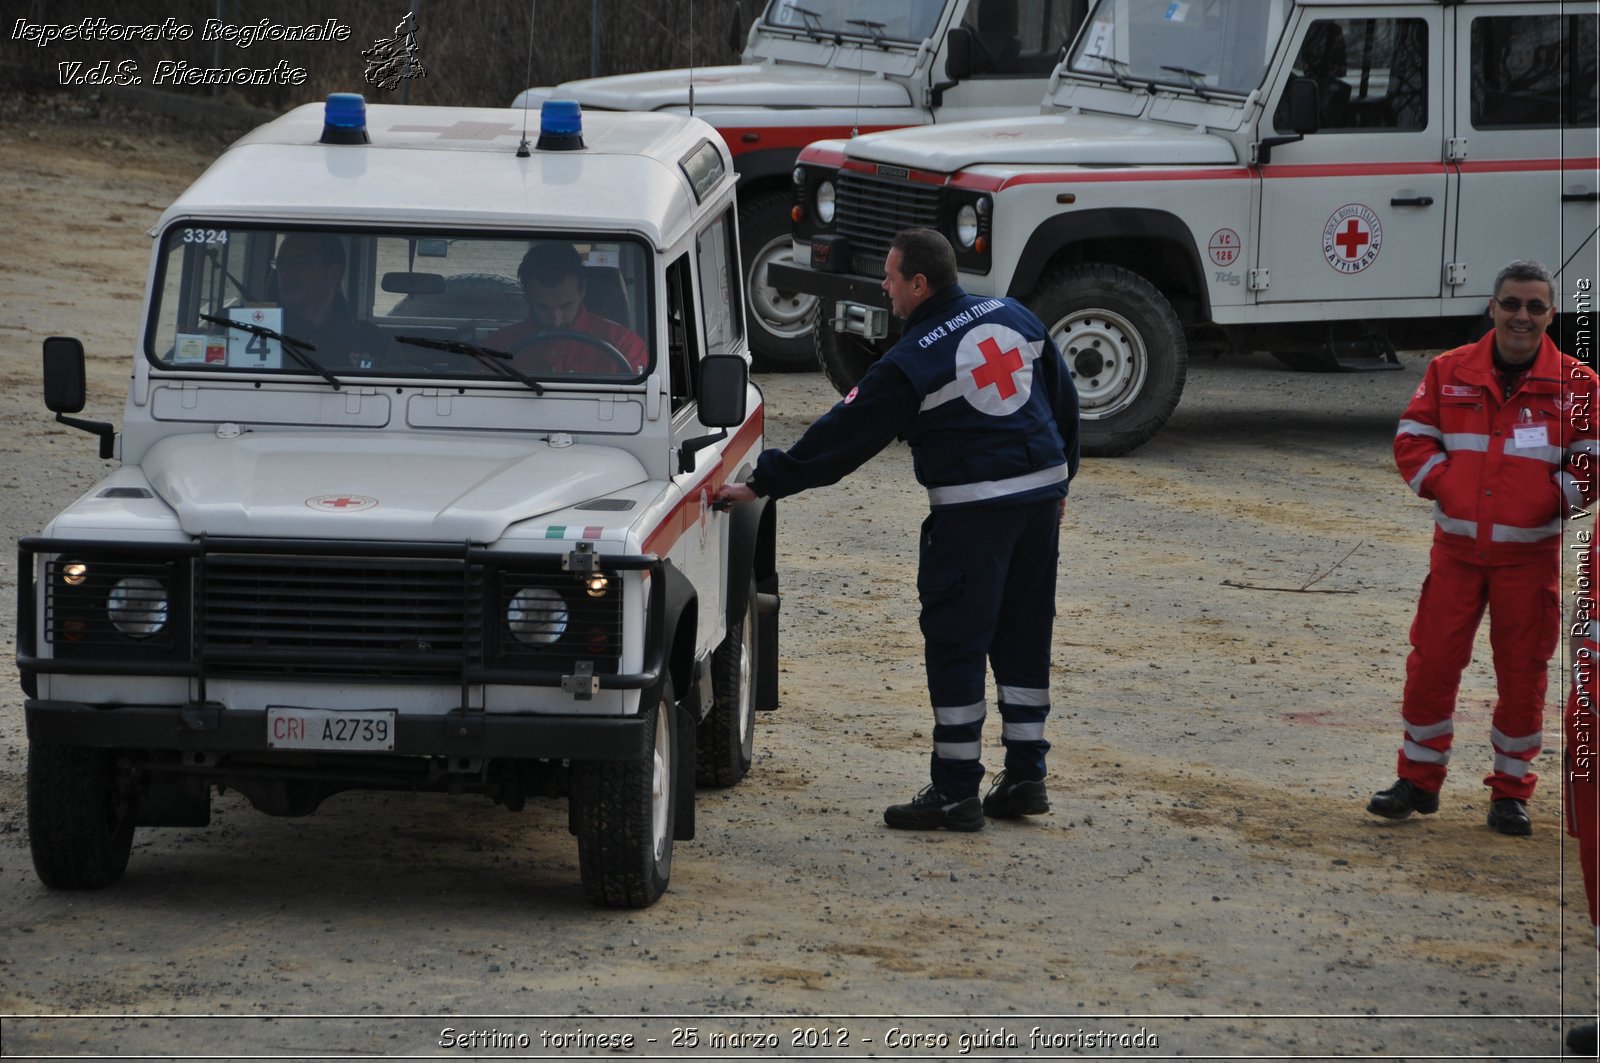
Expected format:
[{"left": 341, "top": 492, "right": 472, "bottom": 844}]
[
  {"left": 698, "top": 580, "right": 757, "bottom": 787},
  {"left": 571, "top": 686, "right": 676, "bottom": 908},
  {"left": 1029, "top": 263, "right": 1187, "bottom": 457},
  {"left": 741, "top": 190, "right": 820, "bottom": 371},
  {"left": 28, "top": 743, "right": 135, "bottom": 889}
]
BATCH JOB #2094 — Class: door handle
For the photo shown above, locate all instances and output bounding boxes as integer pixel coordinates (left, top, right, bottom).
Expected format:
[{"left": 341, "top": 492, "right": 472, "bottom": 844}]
[
  {"left": 1563, "top": 190, "right": 1600, "bottom": 202},
  {"left": 1390, "top": 195, "right": 1434, "bottom": 207}
]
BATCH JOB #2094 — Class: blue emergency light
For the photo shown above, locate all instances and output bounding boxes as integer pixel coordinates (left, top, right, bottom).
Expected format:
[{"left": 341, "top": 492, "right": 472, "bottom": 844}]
[
  {"left": 537, "top": 100, "right": 585, "bottom": 151},
  {"left": 320, "top": 93, "right": 370, "bottom": 145}
]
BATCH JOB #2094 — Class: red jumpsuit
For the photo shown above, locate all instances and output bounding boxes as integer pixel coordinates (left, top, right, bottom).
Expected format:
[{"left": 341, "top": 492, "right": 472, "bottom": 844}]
[
  {"left": 1567, "top": 533, "right": 1599, "bottom": 928},
  {"left": 1392, "top": 332, "right": 1598, "bottom": 801}
]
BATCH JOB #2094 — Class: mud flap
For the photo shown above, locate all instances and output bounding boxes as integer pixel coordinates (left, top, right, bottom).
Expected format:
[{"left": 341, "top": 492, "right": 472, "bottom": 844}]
[
  {"left": 756, "top": 569, "right": 780, "bottom": 711},
  {"left": 673, "top": 701, "right": 696, "bottom": 841}
]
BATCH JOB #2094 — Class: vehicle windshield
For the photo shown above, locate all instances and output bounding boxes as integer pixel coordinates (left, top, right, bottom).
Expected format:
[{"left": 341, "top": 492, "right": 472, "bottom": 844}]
[
  {"left": 146, "top": 226, "right": 653, "bottom": 384},
  {"left": 1068, "top": 0, "right": 1290, "bottom": 96},
  {"left": 761, "top": 0, "right": 947, "bottom": 43}
]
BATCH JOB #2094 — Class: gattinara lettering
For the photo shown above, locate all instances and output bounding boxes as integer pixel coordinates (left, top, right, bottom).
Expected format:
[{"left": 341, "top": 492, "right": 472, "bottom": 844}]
[
  {"left": 917, "top": 297, "right": 1007, "bottom": 348},
  {"left": 15, "top": 16, "right": 350, "bottom": 89}
]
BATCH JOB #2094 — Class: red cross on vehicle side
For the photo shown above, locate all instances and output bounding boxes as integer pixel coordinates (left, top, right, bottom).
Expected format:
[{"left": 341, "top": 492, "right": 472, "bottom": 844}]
[{"left": 1335, "top": 219, "right": 1370, "bottom": 258}]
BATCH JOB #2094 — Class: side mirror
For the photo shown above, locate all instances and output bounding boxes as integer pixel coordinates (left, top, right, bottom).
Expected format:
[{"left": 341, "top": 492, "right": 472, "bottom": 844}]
[
  {"left": 944, "top": 27, "right": 975, "bottom": 81},
  {"left": 43, "top": 336, "right": 88, "bottom": 413},
  {"left": 697, "top": 354, "right": 749, "bottom": 428},
  {"left": 1284, "top": 76, "right": 1320, "bottom": 135},
  {"left": 727, "top": 0, "right": 745, "bottom": 55},
  {"left": 42, "top": 336, "right": 116, "bottom": 459}
]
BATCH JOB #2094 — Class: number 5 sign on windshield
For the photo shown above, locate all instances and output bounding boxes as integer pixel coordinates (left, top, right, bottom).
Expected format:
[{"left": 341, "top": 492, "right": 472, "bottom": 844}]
[{"left": 227, "top": 307, "right": 284, "bottom": 369}]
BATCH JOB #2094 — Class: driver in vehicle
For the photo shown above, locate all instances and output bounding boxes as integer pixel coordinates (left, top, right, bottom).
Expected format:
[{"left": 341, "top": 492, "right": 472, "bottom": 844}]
[
  {"left": 274, "top": 233, "right": 389, "bottom": 368},
  {"left": 488, "top": 241, "right": 649, "bottom": 375}
]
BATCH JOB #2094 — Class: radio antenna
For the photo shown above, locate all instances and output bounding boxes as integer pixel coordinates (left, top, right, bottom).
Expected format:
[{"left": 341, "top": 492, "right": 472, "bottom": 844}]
[
  {"left": 517, "top": 0, "right": 536, "bottom": 156},
  {"left": 688, "top": 0, "right": 697, "bottom": 115}
]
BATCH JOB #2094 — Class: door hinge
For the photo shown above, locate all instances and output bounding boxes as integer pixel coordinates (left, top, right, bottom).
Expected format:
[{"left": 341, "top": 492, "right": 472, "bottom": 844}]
[
  {"left": 1446, "top": 137, "right": 1468, "bottom": 162},
  {"left": 1248, "top": 268, "right": 1270, "bottom": 291},
  {"left": 1446, "top": 262, "right": 1467, "bottom": 287}
]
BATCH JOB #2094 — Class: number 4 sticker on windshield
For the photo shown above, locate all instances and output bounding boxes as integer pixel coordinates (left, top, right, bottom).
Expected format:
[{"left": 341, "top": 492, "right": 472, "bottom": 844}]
[{"left": 227, "top": 307, "right": 284, "bottom": 369}]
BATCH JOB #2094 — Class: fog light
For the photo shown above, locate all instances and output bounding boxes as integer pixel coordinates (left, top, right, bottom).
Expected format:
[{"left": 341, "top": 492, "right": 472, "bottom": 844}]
[
  {"left": 62, "top": 562, "right": 88, "bottom": 586},
  {"left": 585, "top": 574, "right": 610, "bottom": 598}
]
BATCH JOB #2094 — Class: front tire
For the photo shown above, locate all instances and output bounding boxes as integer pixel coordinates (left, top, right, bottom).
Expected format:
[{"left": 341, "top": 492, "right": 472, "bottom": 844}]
[
  {"left": 28, "top": 743, "right": 136, "bottom": 889},
  {"left": 571, "top": 685, "right": 676, "bottom": 908},
  {"left": 741, "top": 190, "right": 820, "bottom": 371},
  {"left": 814, "top": 305, "right": 893, "bottom": 397},
  {"left": 1030, "top": 263, "right": 1187, "bottom": 457},
  {"left": 698, "top": 580, "right": 757, "bottom": 787}
]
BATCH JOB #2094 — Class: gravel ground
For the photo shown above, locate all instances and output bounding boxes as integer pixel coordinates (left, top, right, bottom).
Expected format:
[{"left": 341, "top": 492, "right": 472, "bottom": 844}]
[{"left": 0, "top": 94, "right": 1594, "bottom": 1061}]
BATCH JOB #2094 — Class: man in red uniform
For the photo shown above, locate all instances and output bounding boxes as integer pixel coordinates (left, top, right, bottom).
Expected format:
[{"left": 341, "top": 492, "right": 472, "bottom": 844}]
[
  {"left": 1566, "top": 533, "right": 1598, "bottom": 1054},
  {"left": 487, "top": 242, "right": 648, "bottom": 376},
  {"left": 1369, "top": 259, "right": 1598, "bottom": 834}
]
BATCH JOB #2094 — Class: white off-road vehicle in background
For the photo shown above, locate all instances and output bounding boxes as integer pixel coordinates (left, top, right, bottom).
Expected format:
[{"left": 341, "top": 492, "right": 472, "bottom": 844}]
[
  {"left": 18, "top": 95, "right": 779, "bottom": 908},
  {"left": 515, "top": 0, "right": 1088, "bottom": 369},
  {"left": 776, "top": 0, "right": 1597, "bottom": 455}
]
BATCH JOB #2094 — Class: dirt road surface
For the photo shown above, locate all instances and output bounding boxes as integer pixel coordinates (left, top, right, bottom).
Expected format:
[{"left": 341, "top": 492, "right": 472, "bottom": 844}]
[{"left": 0, "top": 96, "right": 1594, "bottom": 1061}]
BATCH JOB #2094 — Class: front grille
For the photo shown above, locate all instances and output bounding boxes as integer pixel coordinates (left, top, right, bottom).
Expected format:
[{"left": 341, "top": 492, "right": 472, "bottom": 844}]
[
  {"left": 836, "top": 172, "right": 944, "bottom": 274},
  {"left": 200, "top": 555, "right": 483, "bottom": 679}
]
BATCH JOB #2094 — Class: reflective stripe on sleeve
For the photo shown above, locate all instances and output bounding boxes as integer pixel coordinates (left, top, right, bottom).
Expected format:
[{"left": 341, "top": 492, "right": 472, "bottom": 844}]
[
  {"left": 1396, "top": 419, "right": 1442, "bottom": 441},
  {"left": 1408, "top": 453, "right": 1447, "bottom": 495},
  {"left": 926, "top": 463, "right": 1069, "bottom": 507},
  {"left": 1561, "top": 472, "right": 1584, "bottom": 510}
]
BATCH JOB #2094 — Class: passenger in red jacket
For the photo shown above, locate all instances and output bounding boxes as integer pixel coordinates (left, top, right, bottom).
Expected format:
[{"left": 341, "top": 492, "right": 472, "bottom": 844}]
[{"left": 1368, "top": 259, "right": 1598, "bottom": 835}]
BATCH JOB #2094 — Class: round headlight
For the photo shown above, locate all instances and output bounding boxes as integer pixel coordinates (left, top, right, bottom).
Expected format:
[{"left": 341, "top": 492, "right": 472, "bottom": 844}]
[
  {"left": 955, "top": 204, "right": 980, "bottom": 249},
  {"left": 508, "top": 587, "right": 569, "bottom": 646},
  {"left": 108, "top": 576, "right": 169, "bottom": 638},
  {"left": 815, "top": 180, "right": 836, "bottom": 225}
]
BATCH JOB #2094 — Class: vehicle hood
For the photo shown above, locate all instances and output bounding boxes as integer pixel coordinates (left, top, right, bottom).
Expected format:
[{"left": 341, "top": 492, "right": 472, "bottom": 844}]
[
  {"left": 523, "top": 62, "right": 911, "bottom": 112},
  {"left": 844, "top": 112, "right": 1238, "bottom": 171},
  {"left": 140, "top": 432, "right": 648, "bottom": 543}
]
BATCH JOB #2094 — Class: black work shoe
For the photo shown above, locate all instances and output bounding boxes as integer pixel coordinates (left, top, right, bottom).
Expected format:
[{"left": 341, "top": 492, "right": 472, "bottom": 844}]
[
  {"left": 884, "top": 784, "right": 984, "bottom": 832},
  {"left": 1567, "top": 1023, "right": 1597, "bottom": 1056},
  {"left": 1487, "top": 797, "right": 1532, "bottom": 836},
  {"left": 1366, "top": 778, "right": 1439, "bottom": 820},
  {"left": 982, "top": 771, "right": 1049, "bottom": 819}
]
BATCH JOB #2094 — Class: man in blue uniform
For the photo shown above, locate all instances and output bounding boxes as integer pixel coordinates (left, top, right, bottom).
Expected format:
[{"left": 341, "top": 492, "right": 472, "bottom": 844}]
[{"left": 715, "top": 229, "right": 1080, "bottom": 831}]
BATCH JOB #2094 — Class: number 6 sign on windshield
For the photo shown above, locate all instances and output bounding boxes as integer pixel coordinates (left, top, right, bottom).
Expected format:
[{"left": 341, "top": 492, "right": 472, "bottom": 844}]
[{"left": 227, "top": 306, "right": 284, "bottom": 368}]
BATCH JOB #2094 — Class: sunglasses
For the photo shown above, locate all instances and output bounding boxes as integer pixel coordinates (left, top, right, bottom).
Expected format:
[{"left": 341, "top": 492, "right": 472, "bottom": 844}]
[{"left": 1495, "top": 296, "right": 1552, "bottom": 316}]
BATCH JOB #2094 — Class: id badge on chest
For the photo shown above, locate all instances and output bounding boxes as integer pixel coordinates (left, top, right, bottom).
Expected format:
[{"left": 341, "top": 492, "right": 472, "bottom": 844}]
[{"left": 1513, "top": 408, "right": 1548, "bottom": 450}]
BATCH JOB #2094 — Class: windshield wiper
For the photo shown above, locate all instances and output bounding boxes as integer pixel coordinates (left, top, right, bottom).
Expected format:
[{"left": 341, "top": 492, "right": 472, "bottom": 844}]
[
  {"left": 198, "top": 312, "right": 343, "bottom": 389},
  {"left": 1094, "top": 56, "right": 1140, "bottom": 91},
  {"left": 395, "top": 335, "right": 546, "bottom": 395},
  {"left": 787, "top": 5, "right": 840, "bottom": 45},
  {"left": 1160, "top": 64, "right": 1213, "bottom": 99},
  {"left": 845, "top": 18, "right": 888, "bottom": 49}
]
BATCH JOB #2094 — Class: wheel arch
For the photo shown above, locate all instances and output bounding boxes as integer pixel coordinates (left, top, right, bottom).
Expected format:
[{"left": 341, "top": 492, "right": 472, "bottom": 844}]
[
  {"left": 657, "top": 561, "right": 699, "bottom": 715},
  {"left": 1008, "top": 209, "right": 1211, "bottom": 325},
  {"left": 725, "top": 494, "right": 780, "bottom": 712}
]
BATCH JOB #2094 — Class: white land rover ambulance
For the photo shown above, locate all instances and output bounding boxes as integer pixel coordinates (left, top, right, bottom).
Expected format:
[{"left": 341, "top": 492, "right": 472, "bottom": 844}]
[
  {"left": 18, "top": 95, "right": 779, "bottom": 909},
  {"left": 515, "top": 0, "right": 1088, "bottom": 369},
  {"left": 775, "top": 0, "right": 1598, "bottom": 455}
]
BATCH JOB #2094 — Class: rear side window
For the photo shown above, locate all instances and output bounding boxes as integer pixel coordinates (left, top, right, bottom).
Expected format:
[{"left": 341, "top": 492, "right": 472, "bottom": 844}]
[{"left": 1471, "top": 14, "right": 1598, "bottom": 129}]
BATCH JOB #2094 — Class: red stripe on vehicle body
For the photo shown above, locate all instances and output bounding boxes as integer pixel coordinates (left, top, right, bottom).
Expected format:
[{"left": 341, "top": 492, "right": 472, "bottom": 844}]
[{"left": 641, "top": 408, "right": 765, "bottom": 557}]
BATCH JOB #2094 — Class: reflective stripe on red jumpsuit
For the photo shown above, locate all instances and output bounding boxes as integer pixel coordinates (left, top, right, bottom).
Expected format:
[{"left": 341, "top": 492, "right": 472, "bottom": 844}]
[
  {"left": 1392, "top": 331, "right": 1599, "bottom": 800},
  {"left": 1567, "top": 534, "right": 1599, "bottom": 932}
]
